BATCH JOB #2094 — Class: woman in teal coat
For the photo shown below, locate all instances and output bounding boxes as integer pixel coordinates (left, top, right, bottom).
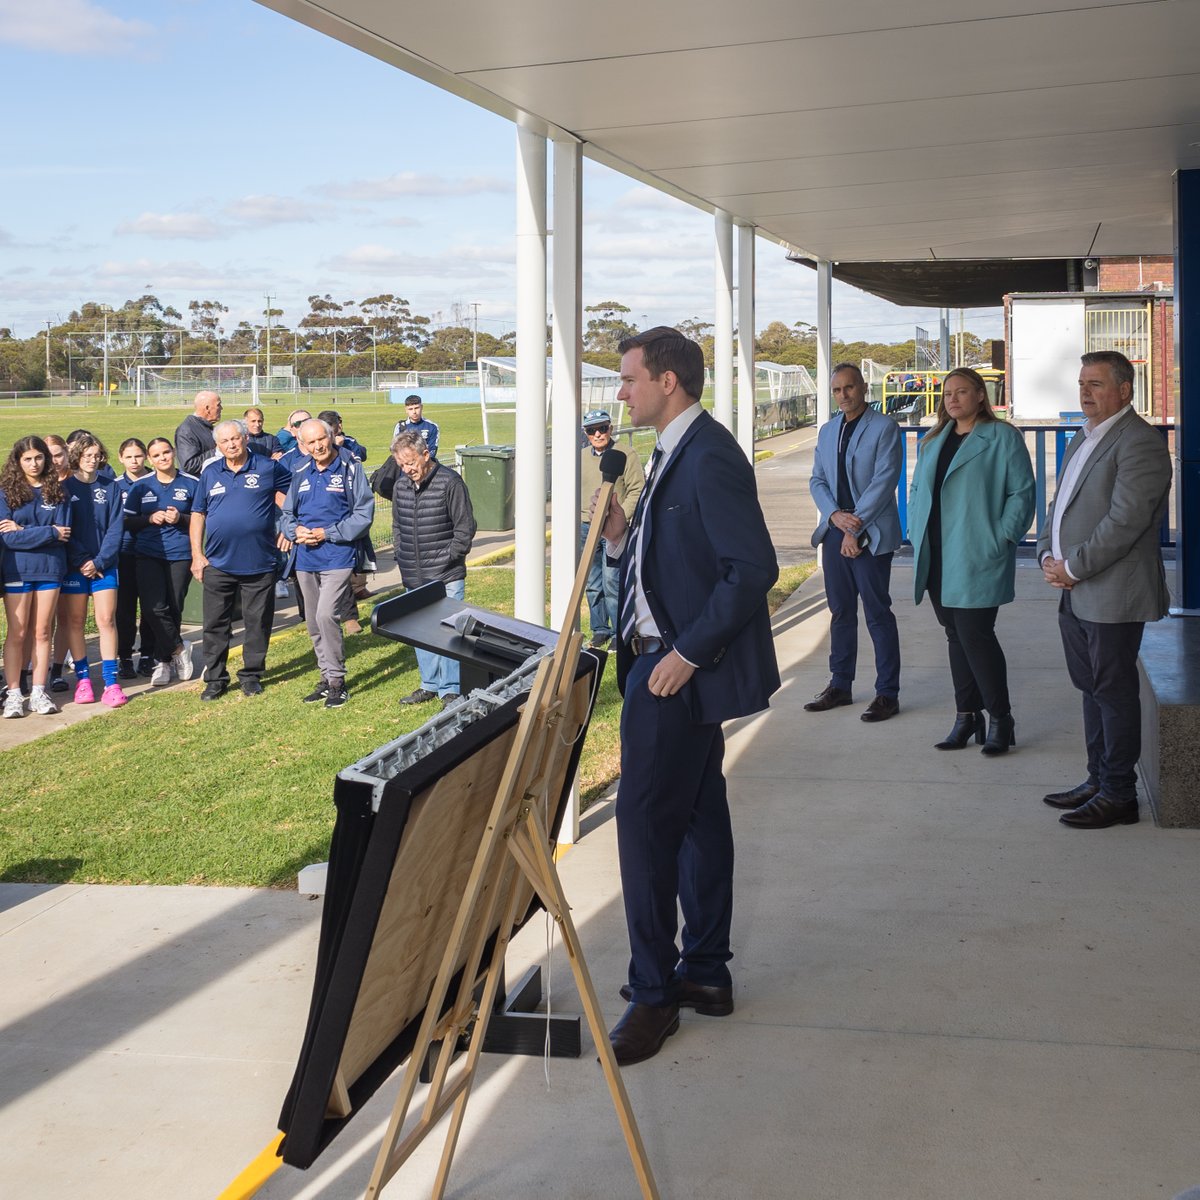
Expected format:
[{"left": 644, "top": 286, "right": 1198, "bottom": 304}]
[{"left": 909, "top": 368, "right": 1035, "bottom": 755}]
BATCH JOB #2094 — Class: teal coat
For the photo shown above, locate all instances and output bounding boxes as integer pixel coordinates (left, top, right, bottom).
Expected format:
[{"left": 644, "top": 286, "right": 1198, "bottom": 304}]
[{"left": 909, "top": 420, "right": 1035, "bottom": 608}]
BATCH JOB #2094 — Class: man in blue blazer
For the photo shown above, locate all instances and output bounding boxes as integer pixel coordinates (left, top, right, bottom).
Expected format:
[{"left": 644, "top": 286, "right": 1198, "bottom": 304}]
[
  {"left": 597, "top": 327, "right": 780, "bottom": 1066},
  {"left": 807, "top": 363, "right": 904, "bottom": 721}
]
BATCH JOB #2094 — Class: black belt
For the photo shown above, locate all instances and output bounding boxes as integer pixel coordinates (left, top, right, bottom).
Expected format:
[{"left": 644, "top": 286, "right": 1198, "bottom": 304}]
[{"left": 629, "top": 635, "right": 667, "bottom": 656}]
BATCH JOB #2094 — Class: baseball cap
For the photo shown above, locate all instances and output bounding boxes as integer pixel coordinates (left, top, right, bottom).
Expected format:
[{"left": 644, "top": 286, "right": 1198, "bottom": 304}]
[{"left": 581, "top": 409, "right": 611, "bottom": 428}]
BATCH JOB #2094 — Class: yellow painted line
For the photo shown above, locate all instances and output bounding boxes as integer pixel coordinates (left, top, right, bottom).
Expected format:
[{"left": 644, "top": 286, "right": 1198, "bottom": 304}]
[{"left": 216, "top": 1132, "right": 285, "bottom": 1200}]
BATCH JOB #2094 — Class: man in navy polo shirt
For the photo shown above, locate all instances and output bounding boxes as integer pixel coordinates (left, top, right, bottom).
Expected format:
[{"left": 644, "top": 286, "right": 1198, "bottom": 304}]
[
  {"left": 281, "top": 418, "right": 374, "bottom": 708},
  {"left": 189, "top": 419, "right": 292, "bottom": 699}
]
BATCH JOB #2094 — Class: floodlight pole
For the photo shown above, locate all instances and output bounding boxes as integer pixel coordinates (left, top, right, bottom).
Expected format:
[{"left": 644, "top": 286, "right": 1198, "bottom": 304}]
[
  {"left": 100, "top": 304, "right": 111, "bottom": 401},
  {"left": 470, "top": 301, "right": 480, "bottom": 362},
  {"left": 265, "top": 292, "right": 275, "bottom": 381},
  {"left": 44, "top": 320, "right": 51, "bottom": 385}
]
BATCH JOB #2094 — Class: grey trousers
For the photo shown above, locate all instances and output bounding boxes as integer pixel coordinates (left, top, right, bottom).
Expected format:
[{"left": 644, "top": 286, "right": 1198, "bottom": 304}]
[{"left": 297, "top": 568, "right": 354, "bottom": 686}]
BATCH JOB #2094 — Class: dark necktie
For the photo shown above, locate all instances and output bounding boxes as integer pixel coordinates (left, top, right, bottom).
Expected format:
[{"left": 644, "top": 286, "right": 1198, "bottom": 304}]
[{"left": 619, "top": 444, "right": 663, "bottom": 644}]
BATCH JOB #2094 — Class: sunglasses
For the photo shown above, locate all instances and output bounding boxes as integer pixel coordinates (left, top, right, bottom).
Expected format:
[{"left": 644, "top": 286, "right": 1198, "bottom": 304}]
[{"left": 586, "top": 424, "right": 611, "bottom": 435}]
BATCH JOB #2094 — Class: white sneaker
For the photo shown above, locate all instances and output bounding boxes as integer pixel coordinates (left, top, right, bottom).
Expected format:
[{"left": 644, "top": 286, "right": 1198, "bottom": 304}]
[
  {"left": 28, "top": 689, "right": 58, "bottom": 716},
  {"left": 171, "top": 640, "right": 195, "bottom": 682},
  {"left": 151, "top": 661, "right": 172, "bottom": 687},
  {"left": 3, "top": 690, "right": 25, "bottom": 719}
]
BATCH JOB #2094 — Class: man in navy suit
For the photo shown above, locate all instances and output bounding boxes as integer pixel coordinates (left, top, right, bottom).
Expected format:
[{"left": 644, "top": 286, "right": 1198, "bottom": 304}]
[
  {"left": 807, "top": 362, "right": 904, "bottom": 722},
  {"left": 596, "top": 327, "right": 780, "bottom": 1065}
]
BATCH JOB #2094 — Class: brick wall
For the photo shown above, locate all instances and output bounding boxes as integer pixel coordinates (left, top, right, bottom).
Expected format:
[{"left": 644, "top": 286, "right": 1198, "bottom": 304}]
[{"left": 1098, "top": 256, "right": 1174, "bottom": 291}]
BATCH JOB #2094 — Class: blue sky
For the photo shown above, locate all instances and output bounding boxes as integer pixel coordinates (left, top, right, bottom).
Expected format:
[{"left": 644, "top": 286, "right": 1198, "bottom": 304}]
[{"left": 0, "top": 0, "right": 1002, "bottom": 346}]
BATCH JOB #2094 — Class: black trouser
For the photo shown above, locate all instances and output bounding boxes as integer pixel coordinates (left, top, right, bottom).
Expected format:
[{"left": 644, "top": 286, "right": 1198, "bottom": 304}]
[
  {"left": 1057, "top": 591, "right": 1144, "bottom": 803},
  {"left": 136, "top": 556, "right": 192, "bottom": 662},
  {"left": 117, "top": 551, "right": 155, "bottom": 661},
  {"left": 930, "top": 596, "right": 1010, "bottom": 717},
  {"left": 201, "top": 566, "right": 276, "bottom": 685}
]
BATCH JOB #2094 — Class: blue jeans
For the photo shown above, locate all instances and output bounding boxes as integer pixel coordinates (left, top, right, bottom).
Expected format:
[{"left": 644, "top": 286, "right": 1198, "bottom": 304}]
[
  {"left": 580, "top": 521, "right": 618, "bottom": 641},
  {"left": 415, "top": 577, "right": 464, "bottom": 696}
]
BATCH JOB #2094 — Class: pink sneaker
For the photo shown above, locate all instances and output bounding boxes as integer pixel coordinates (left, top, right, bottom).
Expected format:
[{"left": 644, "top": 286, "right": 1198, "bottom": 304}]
[
  {"left": 74, "top": 678, "right": 96, "bottom": 704},
  {"left": 101, "top": 683, "right": 128, "bottom": 708}
]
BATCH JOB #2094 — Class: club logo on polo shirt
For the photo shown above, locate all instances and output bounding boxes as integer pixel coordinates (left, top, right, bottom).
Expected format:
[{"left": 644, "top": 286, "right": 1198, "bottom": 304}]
[
  {"left": 172, "top": 488, "right": 188, "bottom": 502},
  {"left": 244, "top": 474, "right": 260, "bottom": 489},
  {"left": 93, "top": 487, "right": 107, "bottom": 503},
  {"left": 328, "top": 474, "right": 344, "bottom": 492}
]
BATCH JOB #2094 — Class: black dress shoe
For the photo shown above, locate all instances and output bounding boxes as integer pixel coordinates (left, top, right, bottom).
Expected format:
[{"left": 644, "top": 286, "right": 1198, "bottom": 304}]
[
  {"left": 860, "top": 694, "right": 899, "bottom": 723},
  {"left": 607, "top": 1002, "right": 680, "bottom": 1066},
  {"left": 241, "top": 678, "right": 264, "bottom": 696},
  {"left": 620, "top": 978, "right": 734, "bottom": 1017},
  {"left": 981, "top": 713, "right": 1016, "bottom": 755},
  {"left": 200, "top": 682, "right": 227, "bottom": 701},
  {"left": 399, "top": 687, "right": 437, "bottom": 706},
  {"left": 935, "top": 711, "right": 985, "bottom": 750},
  {"left": 1043, "top": 781, "right": 1100, "bottom": 810},
  {"left": 1060, "top": 795, "right": 1139, "bottom": 829},
  {"left": 804, "top": 685, "right": 853, "bottom": 712}
]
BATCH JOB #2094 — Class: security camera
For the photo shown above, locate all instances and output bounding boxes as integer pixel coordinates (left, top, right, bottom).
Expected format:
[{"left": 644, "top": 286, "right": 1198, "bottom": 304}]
[{"left": 1083, "top": 258, "right": 1098, "bottom": 270}]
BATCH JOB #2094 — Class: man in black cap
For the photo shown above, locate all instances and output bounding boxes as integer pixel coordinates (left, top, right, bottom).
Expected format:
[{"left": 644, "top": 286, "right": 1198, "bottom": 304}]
[{"left": 579, "top": 409, "right": 643, "bottom": 649}]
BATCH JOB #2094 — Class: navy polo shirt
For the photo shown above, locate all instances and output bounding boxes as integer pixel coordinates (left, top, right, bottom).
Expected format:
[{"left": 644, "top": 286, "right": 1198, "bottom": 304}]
[
  {"left": 293, "top": 457, "right": 357, "bottom": 572},
  {"left": 194, "top": 452, "right": 291, "bottom": 574},
  {"left": 125, "top": 472, "right": 198, "bottom": 561}
]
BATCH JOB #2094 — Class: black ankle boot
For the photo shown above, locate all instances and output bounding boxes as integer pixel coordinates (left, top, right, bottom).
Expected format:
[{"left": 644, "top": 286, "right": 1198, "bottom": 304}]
[
  {"left": 981, "top": 713, "right": 1016, "bottom": 756},
  {"left": 935, "top": 711, "right": 985, "bottom": 750}
]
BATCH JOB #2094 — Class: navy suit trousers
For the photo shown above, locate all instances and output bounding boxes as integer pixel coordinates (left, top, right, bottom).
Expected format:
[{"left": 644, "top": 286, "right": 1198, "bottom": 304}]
[
  {"left": 821, "top": 527, "right": 900, "bottom": 698},
  {"left": 1058, "top": 591, "right": 1144, "bottom": 802},
  {"left": 616, "top": 649, "right": 734, "bottom": 1007}
]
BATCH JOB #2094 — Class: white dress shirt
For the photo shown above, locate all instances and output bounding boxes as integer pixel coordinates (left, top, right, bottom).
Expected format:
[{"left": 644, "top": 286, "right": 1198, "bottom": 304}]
[{"left": 1047, "top": 405, "right": 1129, "bottom": 578}]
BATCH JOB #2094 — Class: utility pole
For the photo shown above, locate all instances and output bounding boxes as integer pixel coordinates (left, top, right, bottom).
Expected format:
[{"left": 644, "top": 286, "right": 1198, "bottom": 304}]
[
  {"left": 470, "top": 301, "right": 481, "bottom": 362},
  {"left": 100, "top": 304, "right": 112, "bottom": 401},
  {"left": 44, "top": 320, "right": 51, "bottom": 384},
  {"left": 264, "top": 292, "right": 275, "bottom": 381}
]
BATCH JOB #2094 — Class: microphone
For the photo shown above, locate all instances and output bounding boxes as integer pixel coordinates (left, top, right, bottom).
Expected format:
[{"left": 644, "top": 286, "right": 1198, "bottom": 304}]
[
  {"left": 449, "top": 609, "right": 481, "bottom": 638},
  {"left": 599, "top": 447, "right": 627, "bottom": 484}
]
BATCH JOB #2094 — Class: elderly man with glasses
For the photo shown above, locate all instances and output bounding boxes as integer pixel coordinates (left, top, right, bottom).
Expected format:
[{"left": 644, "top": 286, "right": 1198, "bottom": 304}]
[{"left": 579, "top": 409, "right": 644, "bottom": 650}]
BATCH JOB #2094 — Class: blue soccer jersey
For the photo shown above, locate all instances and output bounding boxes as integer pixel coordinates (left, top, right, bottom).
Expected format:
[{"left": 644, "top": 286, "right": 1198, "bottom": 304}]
[{"left": 124, "top": 472, "right": 199, "bottom": 561}]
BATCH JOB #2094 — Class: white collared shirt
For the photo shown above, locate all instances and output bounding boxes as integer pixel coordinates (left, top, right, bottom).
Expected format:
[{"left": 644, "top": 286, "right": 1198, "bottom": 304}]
[{"left": 1049, "top": 405, "right": 1129, "bottom": 578}]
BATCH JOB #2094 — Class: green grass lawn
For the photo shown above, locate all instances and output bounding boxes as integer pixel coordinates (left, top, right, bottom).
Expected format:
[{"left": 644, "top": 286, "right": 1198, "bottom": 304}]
[{"left": 0, "top": 563, "right": 813, "bottom": 889}]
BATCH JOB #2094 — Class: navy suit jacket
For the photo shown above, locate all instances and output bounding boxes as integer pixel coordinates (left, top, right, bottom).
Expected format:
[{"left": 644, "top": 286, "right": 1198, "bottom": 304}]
[{"left": 614, "top": 410, "right": 781, "bottom": 725}]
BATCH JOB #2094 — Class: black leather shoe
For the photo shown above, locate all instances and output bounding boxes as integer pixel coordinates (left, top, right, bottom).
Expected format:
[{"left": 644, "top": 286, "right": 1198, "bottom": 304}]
[
  {"left": 620, "top": 979, "right": 734, "bottom": 1017},
  {"left": 399, "top": 687, "right": 437, "bottom": 706},
  {"left": 1043, "top": 781, "right": 1100, "bottom": 810},
  {"left": 804, "top": 685, "right": 853, "bottom": 712},
  {"left": 1060, "top": 795, "right": 1139, "bottom": 829},
  {"left": 607, "top": 1002, "right": 680, "bottom": 1066},
  {"left": 981, "top": 713, "right": 1016, "bottom": 755},
  {"left": 200, "top": 682, "right": 227, "bottom": 701},
  {"left": 241, "top": 678, "right": 264, "bottom": 696},
  {"left": 935, "top": 711, "right": 985, "bottom": 750},
  {"left": 861, "top": 694, "right": 899, "bottom": 723}
]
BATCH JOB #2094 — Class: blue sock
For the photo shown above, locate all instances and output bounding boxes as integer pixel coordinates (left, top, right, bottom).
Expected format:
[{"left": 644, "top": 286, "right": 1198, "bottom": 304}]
[
  {"left": 102, "top": 659, "right": 118, "bottom": 686},
  {"left": 75, "top": 655, "right": 91, "bottom": 680}
]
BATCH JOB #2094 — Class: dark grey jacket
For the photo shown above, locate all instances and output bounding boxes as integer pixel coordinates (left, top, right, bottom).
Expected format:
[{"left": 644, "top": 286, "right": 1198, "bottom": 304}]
[
  {"left": 390, "top": 463, "right": 476, "bottom": 587},
  {"left": 174, "top": 413, "right": 216, "bottom": 476}
]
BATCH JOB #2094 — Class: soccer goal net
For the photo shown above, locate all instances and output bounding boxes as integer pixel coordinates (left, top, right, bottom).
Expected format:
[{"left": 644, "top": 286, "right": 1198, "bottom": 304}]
[{"left": 135, "top": 363, "right": 259, "bottom": 407}]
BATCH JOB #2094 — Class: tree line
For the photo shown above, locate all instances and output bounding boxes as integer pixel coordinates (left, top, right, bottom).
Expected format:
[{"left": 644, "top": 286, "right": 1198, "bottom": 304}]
[{"left": 0, "top": 294, "right": 993, "bottom": 392}]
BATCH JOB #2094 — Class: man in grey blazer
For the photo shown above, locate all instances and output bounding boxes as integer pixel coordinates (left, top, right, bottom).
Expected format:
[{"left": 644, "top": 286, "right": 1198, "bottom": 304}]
[
  {"left": 1038, "top": 350, "right": 1171, "bottom": 829},
  {"left": 807, "top": 362, "right": 904, "bottom": 722}
]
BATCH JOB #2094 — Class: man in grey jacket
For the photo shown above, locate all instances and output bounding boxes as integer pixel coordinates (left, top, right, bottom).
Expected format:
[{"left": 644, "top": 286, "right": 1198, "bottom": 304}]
[
  {"left": 174, "top": 391, "right": 222, "bottom": 475},
  {"left": 386, "top": 430, "right": 476, "bottom": 709},
  {"left": 1038, "top": 351, "right": 1171, "bottom": 829}
]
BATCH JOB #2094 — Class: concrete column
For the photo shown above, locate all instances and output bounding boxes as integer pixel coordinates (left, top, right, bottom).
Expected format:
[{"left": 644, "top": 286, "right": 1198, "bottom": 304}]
[
  {"left": 1173, "top": 169, "right": 1200, "bottom": 612},
  {"left": 515, "top": 126, "right": 547, "bottom": 625},
  {"left": 714, "top": 209, "right": 734, "bottom": 430},
  {"left": 550, "top": 137, "right": 583, "bottom": 845},
  {"left": 736, "top": 223, "right": 756, "bottom": 460},
  {"left": 816, "top": 258, "right": 833, "bottom": 427}
]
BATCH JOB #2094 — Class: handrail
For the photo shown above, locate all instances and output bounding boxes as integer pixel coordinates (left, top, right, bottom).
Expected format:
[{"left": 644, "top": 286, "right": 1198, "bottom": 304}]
[{"left": 897, "top": 422, "right": 1175, "bottom": 548}]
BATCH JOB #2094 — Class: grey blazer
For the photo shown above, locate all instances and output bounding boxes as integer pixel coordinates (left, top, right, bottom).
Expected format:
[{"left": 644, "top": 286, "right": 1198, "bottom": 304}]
[{"left": 1036, "top": 406, "right": 1171, "bottom": 624}]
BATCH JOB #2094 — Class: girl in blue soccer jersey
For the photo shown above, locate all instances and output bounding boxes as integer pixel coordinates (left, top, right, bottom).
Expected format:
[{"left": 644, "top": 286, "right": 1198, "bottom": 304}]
[
  {"left": 60, "top": 435, "right": 128, "bottom": 708},
  {"left": 114, "top": 438, "right": 155, "bottom": 677},
  {"left": 0, "top": 436, "right": 71, "bottom": 718},
  {"left": 124, "top": 438, "right": 198, "bottom": 688}
]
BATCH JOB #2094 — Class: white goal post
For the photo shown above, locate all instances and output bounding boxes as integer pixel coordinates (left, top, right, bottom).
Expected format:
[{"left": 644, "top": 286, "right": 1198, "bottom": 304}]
[{"left": 134, "top": 363, "right": 259, "bottom": 407}]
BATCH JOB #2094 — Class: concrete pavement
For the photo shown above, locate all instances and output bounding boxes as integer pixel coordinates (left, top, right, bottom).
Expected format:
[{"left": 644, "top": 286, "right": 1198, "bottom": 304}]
[{"left": 2, "top": 424, "right": 1199, "bottom": 1198}]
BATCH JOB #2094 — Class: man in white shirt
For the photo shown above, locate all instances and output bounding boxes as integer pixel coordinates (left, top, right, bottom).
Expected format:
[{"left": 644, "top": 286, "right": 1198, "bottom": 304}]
[{"left": 1037, "top": 351, "right": 1171, "bottom": 829}]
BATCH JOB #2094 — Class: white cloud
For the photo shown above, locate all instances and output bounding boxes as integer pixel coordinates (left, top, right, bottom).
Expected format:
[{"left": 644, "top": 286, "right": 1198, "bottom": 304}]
[
  {"left": 116, "top": 212, "right": 225, "bottom": 240},
  {"left": 0, "top": 0, "right": 153, "bottom": 56},
  {"left": 225, "top": 194, "right": 328, "bottom": 225},
  {"left": 322, "top": 242, "right": 510, "bottom": 280},
  {"left": 88, "top": 258, "right": 254, "bottom": 293},
  {"left": 316, "top": 172, "right": 509, "bottom": 201}
]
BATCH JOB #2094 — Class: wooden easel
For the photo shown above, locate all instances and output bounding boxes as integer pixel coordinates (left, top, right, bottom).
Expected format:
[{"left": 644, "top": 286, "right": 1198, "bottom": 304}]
[{"left": 364, "top": 481, "right": 659, "bottom": 1200}]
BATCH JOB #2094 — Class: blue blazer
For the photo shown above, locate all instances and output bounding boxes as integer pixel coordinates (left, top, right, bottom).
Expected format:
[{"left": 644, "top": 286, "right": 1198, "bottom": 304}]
[
  {"left": 809, "top": 406, "right": 903, "bottom": 554},
  {"left": 614, "top": 410, "right": 780, "bottom": 725}
]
